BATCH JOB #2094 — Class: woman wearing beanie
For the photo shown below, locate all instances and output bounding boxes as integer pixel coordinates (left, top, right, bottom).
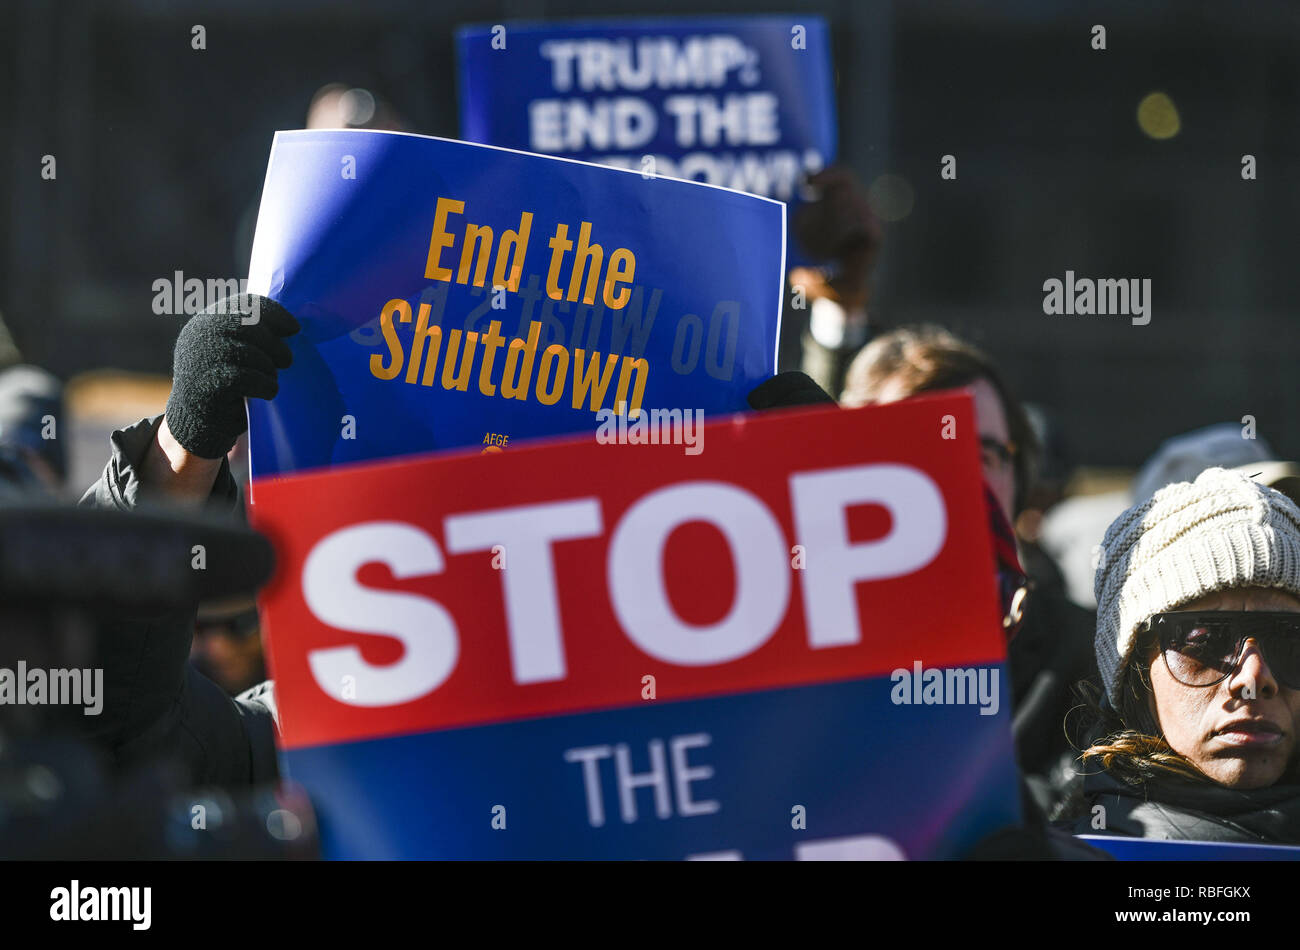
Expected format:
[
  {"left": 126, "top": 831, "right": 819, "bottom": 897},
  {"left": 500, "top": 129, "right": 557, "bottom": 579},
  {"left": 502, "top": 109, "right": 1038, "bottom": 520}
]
[{"left": 1066, "top": 467, "right": 1300, "bottom": 842}]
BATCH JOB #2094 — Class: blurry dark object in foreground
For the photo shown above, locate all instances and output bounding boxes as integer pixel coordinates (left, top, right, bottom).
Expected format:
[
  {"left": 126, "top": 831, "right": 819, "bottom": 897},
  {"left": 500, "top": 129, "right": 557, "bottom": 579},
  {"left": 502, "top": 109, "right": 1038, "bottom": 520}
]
[
  {"left": 0, "top": 501, "right": 316, "bottom": 859},
  {"left": 1, "top": 739, "right": 316, "bottom": 859}
]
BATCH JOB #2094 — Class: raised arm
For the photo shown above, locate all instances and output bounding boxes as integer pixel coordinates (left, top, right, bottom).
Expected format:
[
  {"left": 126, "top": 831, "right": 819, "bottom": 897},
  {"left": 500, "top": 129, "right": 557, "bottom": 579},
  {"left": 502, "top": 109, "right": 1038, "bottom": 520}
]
[
  {"left": 142, "top": 293, "right": 300, "bottom": 503},
  {"left": 75, "top": 294, "right": 299, "bottom": 787}
]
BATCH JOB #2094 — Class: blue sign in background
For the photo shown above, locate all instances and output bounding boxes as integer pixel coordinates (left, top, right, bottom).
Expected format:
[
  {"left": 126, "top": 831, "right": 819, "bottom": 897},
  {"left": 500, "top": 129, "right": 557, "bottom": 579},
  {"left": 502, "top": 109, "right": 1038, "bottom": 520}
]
[
  {"left": 245, "top": 129, "right": 785, "bottom": 478},
  {"left": 284, "top": 672, "right": 1021, "bottom": 860},
  {"left": 456, "top": 17, "right": 836, "bottom": 266}
]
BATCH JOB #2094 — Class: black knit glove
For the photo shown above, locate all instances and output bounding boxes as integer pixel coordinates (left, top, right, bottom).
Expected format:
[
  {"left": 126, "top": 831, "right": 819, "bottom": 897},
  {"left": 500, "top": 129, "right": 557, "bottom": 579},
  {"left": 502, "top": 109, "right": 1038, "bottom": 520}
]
[{"left": 164, "top": 294, "right": 300, "bottom": 459}]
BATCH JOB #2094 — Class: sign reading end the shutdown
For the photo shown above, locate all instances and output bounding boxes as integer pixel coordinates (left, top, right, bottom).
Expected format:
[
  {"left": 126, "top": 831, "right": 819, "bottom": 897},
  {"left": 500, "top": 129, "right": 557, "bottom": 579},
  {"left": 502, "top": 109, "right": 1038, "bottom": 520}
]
[{"left": 244, "top": 129, "right": 784, "bottom": 478}]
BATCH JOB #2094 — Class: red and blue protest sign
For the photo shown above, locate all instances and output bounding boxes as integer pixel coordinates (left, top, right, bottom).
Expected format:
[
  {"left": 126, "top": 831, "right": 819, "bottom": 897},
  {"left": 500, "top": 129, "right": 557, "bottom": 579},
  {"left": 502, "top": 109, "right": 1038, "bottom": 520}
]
[
  {"left": 244, "top": 129, "right": 785, "bottom": 478},
  {"left": 252, "top": 394, "right": 1022, "bottom": 859},
  {"left": 456, "top": 16, "right": 837, "bottom": 265}
]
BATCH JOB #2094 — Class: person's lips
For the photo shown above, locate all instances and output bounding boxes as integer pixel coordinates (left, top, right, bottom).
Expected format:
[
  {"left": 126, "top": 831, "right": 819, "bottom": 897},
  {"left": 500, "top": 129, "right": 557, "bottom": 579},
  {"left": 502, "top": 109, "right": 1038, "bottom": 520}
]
[{"left": 1213, "top": 719, "right": 1285, "bottom": 747}]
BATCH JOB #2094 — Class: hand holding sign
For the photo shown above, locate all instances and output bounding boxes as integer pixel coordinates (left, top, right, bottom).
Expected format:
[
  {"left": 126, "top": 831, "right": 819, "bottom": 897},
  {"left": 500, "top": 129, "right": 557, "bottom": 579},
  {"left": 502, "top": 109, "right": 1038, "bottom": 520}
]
[{"left": 165, "top": 295, "right": 300, "bottom": 460}]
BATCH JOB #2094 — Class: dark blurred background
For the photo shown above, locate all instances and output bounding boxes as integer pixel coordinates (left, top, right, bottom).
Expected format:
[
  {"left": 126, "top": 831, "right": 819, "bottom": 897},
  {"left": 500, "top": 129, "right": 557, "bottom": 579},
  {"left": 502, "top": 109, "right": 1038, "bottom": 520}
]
[{"left": 2, "top": 0, "right": 1297, "bottom": 469}]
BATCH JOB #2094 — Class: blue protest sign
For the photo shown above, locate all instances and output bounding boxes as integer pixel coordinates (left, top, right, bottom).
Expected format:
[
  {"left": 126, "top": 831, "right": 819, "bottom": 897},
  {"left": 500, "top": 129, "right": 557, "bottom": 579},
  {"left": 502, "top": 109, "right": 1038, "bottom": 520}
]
[
  {"left": 456, "top": 17, "right": 836, "bottom": 264},
  {"left": 245, "top": 129, "right": 785, "bottom": 477},
  {"left": 1077, "top": 835, "right": 1300, "bottom": 861}
]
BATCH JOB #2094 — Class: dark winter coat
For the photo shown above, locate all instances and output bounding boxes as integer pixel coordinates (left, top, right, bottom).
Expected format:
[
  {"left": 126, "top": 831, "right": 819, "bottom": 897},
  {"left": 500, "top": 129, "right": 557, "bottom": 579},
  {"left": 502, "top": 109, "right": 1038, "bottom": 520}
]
[
  {"left": 1069, "top": 768, "right": 1300, "bottom": 844},
  {"left": 79, "top": 414, "right": 277, "bottom": 786}
]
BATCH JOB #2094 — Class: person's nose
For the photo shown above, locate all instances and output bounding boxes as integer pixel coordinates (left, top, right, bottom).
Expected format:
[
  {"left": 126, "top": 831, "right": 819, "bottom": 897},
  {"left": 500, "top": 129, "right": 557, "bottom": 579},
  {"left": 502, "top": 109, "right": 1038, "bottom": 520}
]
[{"left": 1229, "top": 638, "right": 1279, "bottom": 701}]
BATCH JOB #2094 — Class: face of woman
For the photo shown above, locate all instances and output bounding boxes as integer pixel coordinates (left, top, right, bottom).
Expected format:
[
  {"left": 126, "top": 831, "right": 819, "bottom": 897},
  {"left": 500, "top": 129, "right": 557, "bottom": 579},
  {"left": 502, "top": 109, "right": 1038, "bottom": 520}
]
[{"left": 1146, "top": 587, "right": 1300, "bottom": 789}]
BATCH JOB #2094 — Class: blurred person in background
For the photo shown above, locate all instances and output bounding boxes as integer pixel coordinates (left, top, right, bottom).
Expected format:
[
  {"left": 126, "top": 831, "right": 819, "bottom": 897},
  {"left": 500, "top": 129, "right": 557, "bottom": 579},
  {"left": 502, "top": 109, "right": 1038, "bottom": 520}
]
[
  {"left": 235, "top": 83, "right": 409, "bottom": 273},
  {"left": 785, "top": 167, "right": 882, "bottom": 387},
  {"left": 192, "top": 595, "right": 267, "bottom": 696},
  {"left": 199, "top": 428, "right": 262, "bottom": 697},
  {"left": 304, "top": 82, "right": 407, "bottom": 132},
  {"left": 840, "top": 324, "right": 1098, "bottom": 814},
  {"left": 1041, "top": 423, "right": 1287, "bottom": 613},
  {"left": 1062, "top": 468, "right": 1300, "bottom": 843},
  {"left": 841, "top": 324, "right": 1034, "bottom": 522},
  {"left": 0, "top": 364, "right": 66, "bottom": 495},
  {"left": 1129, "top": 423, "right": 1280, "bottom": 506}
]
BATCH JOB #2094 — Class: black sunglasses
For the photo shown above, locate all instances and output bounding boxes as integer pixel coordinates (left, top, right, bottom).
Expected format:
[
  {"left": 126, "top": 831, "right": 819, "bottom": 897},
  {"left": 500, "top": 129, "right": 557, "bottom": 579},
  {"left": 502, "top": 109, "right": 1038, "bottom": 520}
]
[
  {"left": 1139, "top": 611, "right": 1300, "bottom": 690},
  {"left": 195, "top": 606, "right": 261, "bottom": 640}
]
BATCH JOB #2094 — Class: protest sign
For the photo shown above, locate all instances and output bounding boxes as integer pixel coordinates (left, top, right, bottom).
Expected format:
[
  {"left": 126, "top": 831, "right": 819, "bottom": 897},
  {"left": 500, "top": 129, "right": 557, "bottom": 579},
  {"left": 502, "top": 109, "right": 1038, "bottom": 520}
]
[
  {"left": 253, "top": 394, "right": 1021, "bottom": 859},
  {"left": 244, "top": 129, "right": 784, "bottom": 478},
  {"left": 456, "top": 16, "right": 836, "bottom": 264}
]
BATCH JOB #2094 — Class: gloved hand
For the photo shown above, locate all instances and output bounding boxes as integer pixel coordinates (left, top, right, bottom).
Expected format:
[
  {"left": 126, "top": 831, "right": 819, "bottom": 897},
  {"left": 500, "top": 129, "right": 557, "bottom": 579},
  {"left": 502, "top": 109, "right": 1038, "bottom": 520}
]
[{"left": 164, "top": 295, "right": 300, "bottom": 459}]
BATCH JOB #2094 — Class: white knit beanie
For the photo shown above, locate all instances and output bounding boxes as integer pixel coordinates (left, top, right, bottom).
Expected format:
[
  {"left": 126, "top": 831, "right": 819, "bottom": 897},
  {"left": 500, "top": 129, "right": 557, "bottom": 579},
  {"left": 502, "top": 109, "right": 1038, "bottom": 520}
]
[{"left": 1094, "top": 466, "right": 1300, "bottom": 707}]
